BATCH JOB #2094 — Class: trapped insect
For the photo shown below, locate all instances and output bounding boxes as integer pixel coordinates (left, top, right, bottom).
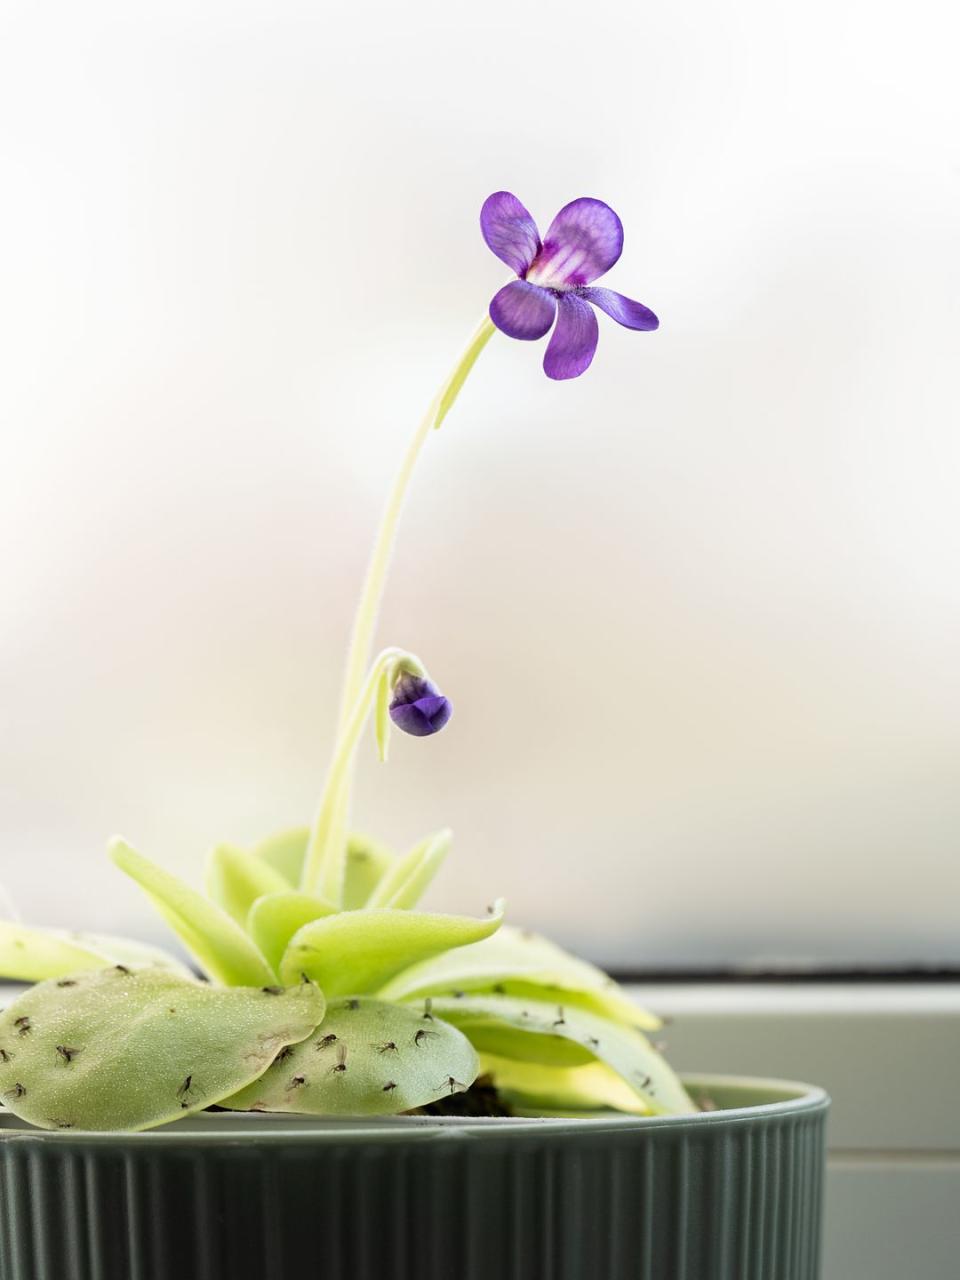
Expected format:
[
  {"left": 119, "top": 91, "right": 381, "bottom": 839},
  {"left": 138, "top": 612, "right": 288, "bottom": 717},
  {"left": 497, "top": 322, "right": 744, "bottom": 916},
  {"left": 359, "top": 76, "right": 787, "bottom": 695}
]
[{"left": 330, "top": 1045, "right": 348, "bottom": 1075}]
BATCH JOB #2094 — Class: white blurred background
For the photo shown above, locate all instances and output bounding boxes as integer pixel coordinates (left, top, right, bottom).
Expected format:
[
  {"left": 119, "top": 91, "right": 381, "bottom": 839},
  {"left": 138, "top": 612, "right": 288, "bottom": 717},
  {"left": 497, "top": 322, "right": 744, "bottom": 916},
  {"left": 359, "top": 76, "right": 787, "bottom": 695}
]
[{"left": 1, "top": 0, "right": 958, "bottom": 969}]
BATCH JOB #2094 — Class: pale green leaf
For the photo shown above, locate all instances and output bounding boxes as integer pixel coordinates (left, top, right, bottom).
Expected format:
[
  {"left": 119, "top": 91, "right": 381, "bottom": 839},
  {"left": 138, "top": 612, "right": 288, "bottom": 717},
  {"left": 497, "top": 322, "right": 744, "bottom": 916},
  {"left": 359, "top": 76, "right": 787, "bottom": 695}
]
[
  {"left": 109, "top": 838, "right": 276, "bottom": 987},
  {"left": 427, "top": 995, "right": 593, "bottom": 1067},
  {"left": 0, "top": 921, "right": 188, "bottom": 983},
  {"left": 252, "top": 826, "right": 310, "bottom": 887},
  {"left": 366, "top": 829, "right": 451, "bottom": 910},
  {"left": 377, "top": 924, "right": 661, "bottom": 1030},
  {"left": 82, "top": 933, "right": 193, "bottom": 975},
  {"left": 425, "top": 993, "right": 695, "bottom": 1115},
  {"left": 279, "top": 902, "right": 504, "bottom": 996},
  {"left": 247, "top": 892, "right": 337, "bottom": 974},
  {"left": 205, "top": 843, "right": 291, "bottom": 927},
  {"left": 0, "top": 923, "right": 117, "bottom": 983},
  {"left": 342, "top": 833, "right": 396, "bottom": 910},
  {"left": 0, "top": 968, "right": 325, "bottom": 1131},
  {"left": 479, "top": 1053, "right": 651, "bottom": 1115},
  {"left": 221, "top": 996, "right": 478, "bottom": 1117},
  {"left": 252, "top": 827, "right": 395, "bottom": 910}
]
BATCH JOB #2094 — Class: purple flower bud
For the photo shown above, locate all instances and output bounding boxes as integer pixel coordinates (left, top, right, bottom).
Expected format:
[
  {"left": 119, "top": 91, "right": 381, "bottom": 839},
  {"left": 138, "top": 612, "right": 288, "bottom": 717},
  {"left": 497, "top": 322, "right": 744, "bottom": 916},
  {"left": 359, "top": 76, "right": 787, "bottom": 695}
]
[{"left": 389, "top": 672, "right": 453, "bottom": 738}]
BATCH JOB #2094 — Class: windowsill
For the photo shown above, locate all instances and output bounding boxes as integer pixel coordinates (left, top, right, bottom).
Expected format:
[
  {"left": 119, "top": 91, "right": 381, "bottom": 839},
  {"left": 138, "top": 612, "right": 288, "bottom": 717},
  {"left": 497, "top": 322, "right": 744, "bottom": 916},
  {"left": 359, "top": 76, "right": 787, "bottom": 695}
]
[
  {"left": 628, "top": 979, "right": 960, "bottom": 1014},
  {"left": 626, "top": 980, "right": 960, "bottom": 1152},
  {"left": 625, "top": 980, "right": 960, "bottom": 1278}
]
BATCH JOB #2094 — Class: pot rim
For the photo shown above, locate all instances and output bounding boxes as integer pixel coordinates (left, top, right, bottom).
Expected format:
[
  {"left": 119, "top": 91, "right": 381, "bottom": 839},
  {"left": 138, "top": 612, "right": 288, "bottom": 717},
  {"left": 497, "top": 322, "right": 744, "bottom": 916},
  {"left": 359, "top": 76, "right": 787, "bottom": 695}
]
[{"left": 0, "top": 1073, "right": 829, "bottom": 1144}]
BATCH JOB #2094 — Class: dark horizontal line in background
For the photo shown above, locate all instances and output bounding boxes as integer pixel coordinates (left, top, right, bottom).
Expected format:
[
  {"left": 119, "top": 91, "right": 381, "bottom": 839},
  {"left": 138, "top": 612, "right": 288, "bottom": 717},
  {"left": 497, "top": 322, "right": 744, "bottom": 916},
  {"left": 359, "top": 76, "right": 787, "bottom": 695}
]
[{"left": 605, "top": 966, "right": 960, "bottom": 984}]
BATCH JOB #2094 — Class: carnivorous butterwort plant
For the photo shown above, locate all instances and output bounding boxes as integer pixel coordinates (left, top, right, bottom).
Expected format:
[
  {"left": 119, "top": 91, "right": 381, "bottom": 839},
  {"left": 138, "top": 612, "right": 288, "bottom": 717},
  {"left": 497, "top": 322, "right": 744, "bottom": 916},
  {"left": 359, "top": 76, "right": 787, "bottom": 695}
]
[{"left": 0, "top": 192, "right": 694, "bottom": 1130}]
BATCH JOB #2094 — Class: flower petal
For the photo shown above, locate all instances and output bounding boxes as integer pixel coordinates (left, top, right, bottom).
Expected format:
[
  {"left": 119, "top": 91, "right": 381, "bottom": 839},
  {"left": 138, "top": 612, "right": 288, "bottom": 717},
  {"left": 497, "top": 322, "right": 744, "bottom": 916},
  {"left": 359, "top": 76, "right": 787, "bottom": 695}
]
[
  {"left": 489, "top": 280, "right": 557, "bottom": 341},
  {"left": 581, "top": 287, "right": 659, "bottom": 331},
  {"left": 526, "top": 198, "right": 624, "bottom": 288},
  {"left": 543, "top": 293, "right": 599, "bottom": 380},
  {"left": 480, "top": 191, "right": 542, "bottom": 277},
  {"left": 389, "top": 695, "right": 452, "bottom": 737}
]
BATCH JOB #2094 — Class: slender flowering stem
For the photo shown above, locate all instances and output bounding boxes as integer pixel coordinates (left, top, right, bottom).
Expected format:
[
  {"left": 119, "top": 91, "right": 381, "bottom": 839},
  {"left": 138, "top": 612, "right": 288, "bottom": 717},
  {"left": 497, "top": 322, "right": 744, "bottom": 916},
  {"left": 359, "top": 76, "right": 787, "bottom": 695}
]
[
  {"left": 301, "top": 648, "right": 425, "bottom": 902},
  {"left": 320, "top": 315, "right": 494, "bottom": 885},
  {"left": 337, "top": 315, "right": 495, "bottom": 733}
]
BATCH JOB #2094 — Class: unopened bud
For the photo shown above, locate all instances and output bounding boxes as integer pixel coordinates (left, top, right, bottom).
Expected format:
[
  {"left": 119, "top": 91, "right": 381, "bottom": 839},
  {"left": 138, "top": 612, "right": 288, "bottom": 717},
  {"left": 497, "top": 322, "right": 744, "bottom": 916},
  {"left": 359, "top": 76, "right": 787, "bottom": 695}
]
[{"left": 388, "top": 672, "right": 453, "bottom": 738}]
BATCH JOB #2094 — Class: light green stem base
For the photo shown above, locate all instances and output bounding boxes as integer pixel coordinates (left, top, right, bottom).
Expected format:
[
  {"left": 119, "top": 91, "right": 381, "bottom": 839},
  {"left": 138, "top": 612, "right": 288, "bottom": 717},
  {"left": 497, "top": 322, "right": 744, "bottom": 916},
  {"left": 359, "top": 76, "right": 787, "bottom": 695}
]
[{"left": 301, "top": 649, "right": 423, "bottom": 900}]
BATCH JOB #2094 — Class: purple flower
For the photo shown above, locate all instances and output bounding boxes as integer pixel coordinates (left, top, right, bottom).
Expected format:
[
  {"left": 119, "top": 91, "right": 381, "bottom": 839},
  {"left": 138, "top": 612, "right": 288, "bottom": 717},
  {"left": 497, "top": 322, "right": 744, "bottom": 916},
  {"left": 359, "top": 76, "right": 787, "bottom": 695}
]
[
  {"left": 480, "top": 191, "right": 659, "bottom": 381},
  {"left": 389, "top": 672, "right": 453, "bottom": 738}
]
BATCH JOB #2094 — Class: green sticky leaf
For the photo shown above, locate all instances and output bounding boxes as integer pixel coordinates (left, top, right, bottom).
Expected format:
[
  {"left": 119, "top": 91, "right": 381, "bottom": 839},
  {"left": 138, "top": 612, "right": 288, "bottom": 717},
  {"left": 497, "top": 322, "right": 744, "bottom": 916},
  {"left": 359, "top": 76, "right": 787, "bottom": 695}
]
[
  {"left": 424, "top": 993, "right": 695, "bottom": 1116},
  {"left": 109, "top": 838, "right": 276, "bottom": 987},
  {"left": 205, "top": 844, "right": 291, "bottom": 927},
  {"left": 342, "top": 833, "right": 396, "bottom": 910},
  {"left": 366, "top": 829, "right": 451, "bottom": 910},
  {"left": 247, "top": 892, "right": 337, "bottom": 974},
  {"left": 253, "top": 827, "right": 395, "bottom": 911},
  {"left": 80, "top": 933, "right": 193, "bottom": 975},
  {"left": 0, "top": 968, "right": 325, "bottom": 1131},
  {"left": 427, "top": 995, "right": 592, "bottom": 1066},
  {"left": 0, "top": 921, "right": 189, "bottom": 983},
  {"left": 377, "top": 924, "right": 660, "bottom": 1030},
  {"left": 252, "top": 826, "right": 310, "bottom": 887},
  {"left": 479, "top": 1053, "right": 651, "bottom": 1115},
  {"left": 221, "top": 996, "right": 478, "bottom": 1117},
  {"left": 279, "top": 902, "right": 504, "bottom": 996}
]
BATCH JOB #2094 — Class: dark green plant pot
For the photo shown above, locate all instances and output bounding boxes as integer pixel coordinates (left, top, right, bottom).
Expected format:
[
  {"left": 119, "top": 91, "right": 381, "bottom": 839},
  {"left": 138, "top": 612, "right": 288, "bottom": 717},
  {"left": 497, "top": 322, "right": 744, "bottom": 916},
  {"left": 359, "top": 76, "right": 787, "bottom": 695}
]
[{"left": 0, "top": 1074, "right": 827, "bottom": 1280}]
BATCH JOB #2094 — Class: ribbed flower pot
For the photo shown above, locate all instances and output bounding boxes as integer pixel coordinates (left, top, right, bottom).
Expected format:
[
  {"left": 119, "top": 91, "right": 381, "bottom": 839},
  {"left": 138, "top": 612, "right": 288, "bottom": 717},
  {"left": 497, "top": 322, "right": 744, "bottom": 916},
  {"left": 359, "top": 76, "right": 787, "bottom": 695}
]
[{"left": 0, "top": 1074, "right": 827, "bottom": 1280}]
